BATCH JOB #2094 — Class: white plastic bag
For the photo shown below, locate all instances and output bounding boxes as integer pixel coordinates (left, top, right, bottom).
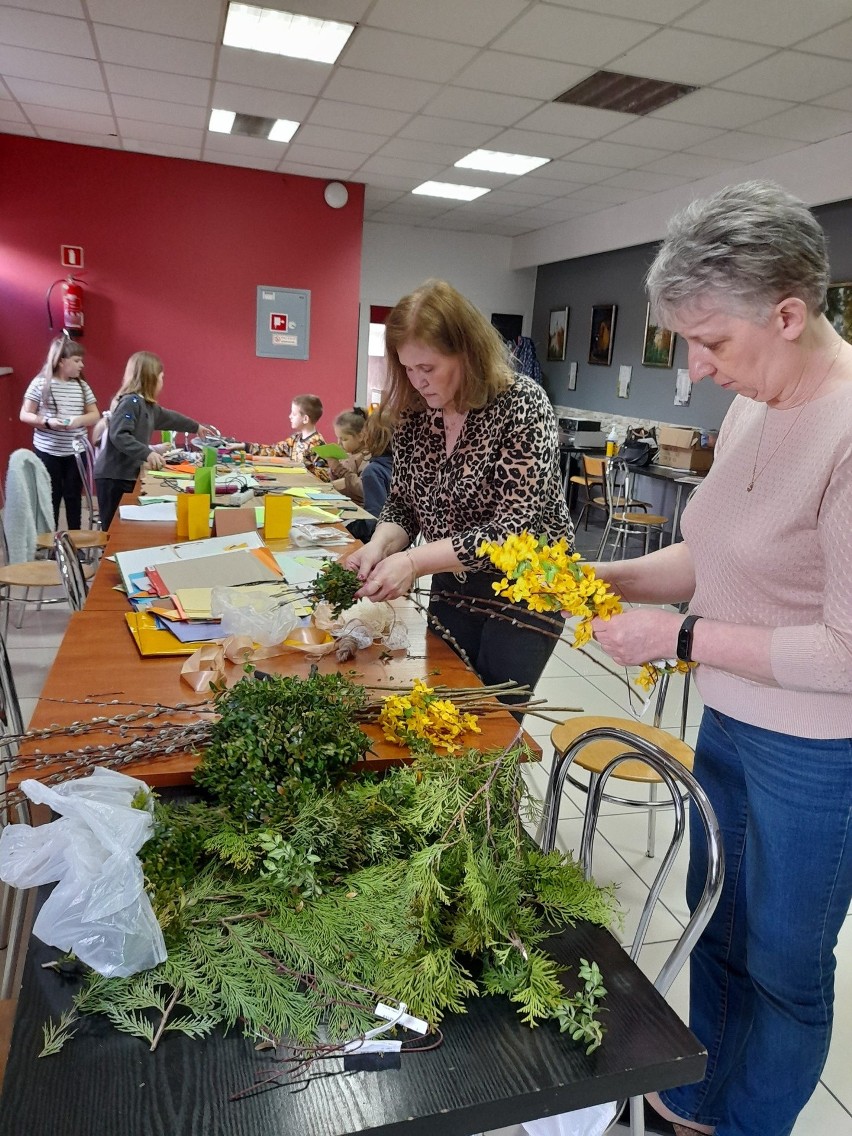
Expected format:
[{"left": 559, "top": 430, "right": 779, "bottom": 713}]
[
  {"left": 0, "top": 767, "right": 167, "bottom": 978},
  {"left": 211, "top": 584, "right": 299, "bottom": 646},
  {"left": 523, "top": 1102, "right": 616, "bottom": 1136}
]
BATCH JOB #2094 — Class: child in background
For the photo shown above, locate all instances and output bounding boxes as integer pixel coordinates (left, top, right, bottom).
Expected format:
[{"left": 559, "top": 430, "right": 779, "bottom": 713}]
[
  {"left": 246, "top": 394, "right": 328, "bottom": 476},
  {"left": 344, "top": 406, "right": 393, "bottom": 543},
  {"left": 20, "top": 336, "right": 101, "bottom": 530},
  {"left": 94, "top": 351, "right": 213, "bottom": 530},
  {"left": 327, "top": 408, "right": 368, "bottom": 504}
]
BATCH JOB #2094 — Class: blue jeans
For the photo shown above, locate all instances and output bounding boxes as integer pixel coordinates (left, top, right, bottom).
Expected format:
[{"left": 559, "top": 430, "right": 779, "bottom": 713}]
[{"left": 661, "top": 708, "right": 852, "bottom": 1136}]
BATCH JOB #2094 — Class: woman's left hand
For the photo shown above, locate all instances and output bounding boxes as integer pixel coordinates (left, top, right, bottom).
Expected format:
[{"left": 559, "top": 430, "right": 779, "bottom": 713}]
[
  {"left": 355, "top": 552, "right": 414, "bottom": 602},
  {"left": 592, "top": 608, "right": 682, "bottom": 665}
]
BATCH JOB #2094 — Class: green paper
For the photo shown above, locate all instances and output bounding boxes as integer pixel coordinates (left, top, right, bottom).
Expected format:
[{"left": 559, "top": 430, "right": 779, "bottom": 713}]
[
  {"left": 312, "top": 442, "right": 347, "bottom": 460},
  {"left": 203, "top": 446, "right": 217, "bottom": 467},
  {"left": 194, "top": 466, "right": 215, "bottom": 496}
]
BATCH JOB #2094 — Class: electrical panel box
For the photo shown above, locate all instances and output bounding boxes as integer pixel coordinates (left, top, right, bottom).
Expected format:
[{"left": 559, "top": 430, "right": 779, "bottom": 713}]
[{"left": 256, "top": 286, "right": 310, "bottom": 360}]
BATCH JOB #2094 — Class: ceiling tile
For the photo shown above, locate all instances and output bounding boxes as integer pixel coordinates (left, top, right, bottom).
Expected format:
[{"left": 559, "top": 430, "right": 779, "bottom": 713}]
[
  {"left": 718, "top": 51, "right": 852, "bottom": 100},
  {"left": 421, "top": 86, "right": 541, "bottom": 126},
  {"left": 0, "top": 97, "right": 26, "bottom": 123},
  {"left": 568, "top": 139, "right": 670, "bottom": 168},
  {"left": 487, "top": 188, "right": 557, "bottom": 206},
  {"left": 602, "top": 168, "right": 691, "bottom": 190},
  {"left": 378, "top": 137, "right": 466, "bottom": 164},
  {"left": 93, "top": 24, "right": 215, "bottom": 77},
  {"left": 111, "top": 94, "right": 207, "bottom": 129},
  {"left": 547, "top": 0, "right": 697, "bottom": 19},
  {"left": 366, "top": 0, "right": 527, "bottom": 47},
  {"left": 795, "top": 18, "right": 852, "bottom": 60},
  {"left": 742, "top": 103, "right": 852, "bottom": 142},
  {"left": 357, "top": 154, "right": 445, "bottom": 179},
  {"left": 203, "top": 133, "right": 288, "bottom": 159},
  {"left": 3, "top": 76, "right": 111, "bottom": 112},
  {"left": 0, "top": 7, "right": 95, "bottom": 57},
  {"left": 491, "top": 6, "right": 657, "bottom": 67},
  {"left": 322, "top": 67, "right": 439, "bottom": 113},
  {"left": 123, "top": 138, "right": 201, "bottom": 159},
  {"left": 116, "top": 119, "right": 205, "bottom": 148},
  {"left": 814, "top": 85, "right": 852, "bottom": 111},
  {"left": 103, "top": 64, "right": 209, "bottom": 105},
  {"left": 307, "top": 99, "right": 412, "bottom": 134},
  {"left": 37, "top": 125, "right": 120, "bottom": 148},
  {"left": 604, "top": 118, "right": 724, "bottom": 150},
  {"left": 85, "top": 0, "right": 222, "bottom": 40},
  {"left": 337, "top": 170, "right": 413, "bottom": 190},
  {"left": 211, "top": 82, "right": 314, "bottom": 122},
  {"left": 363, "top": 186, "right": 404, "bottom": 206},
  {"left": 295, "top": 123, "right": 390, "bottom": 155},
  {"left": 482, "top": 127, "right": 587, "bottom": 158},
  {"left": 643, "top": 151, "right": 739, "bottom": 177},
  {"left": 282, "top": 0, "right": 372, "bottom": 21},
  {"left": 567, "top": 183, "right": 651, "bottom": 204},
  {"left": 514, "top": 102, "right": 636, "bottom": 139},
  {"left": 452, "top": 52, "right": 592, "bottom": 101},
  {"left": 216, "top": 47, "right": 331, "bottom": 97},
  {"left": 397, "top": 115, "right": 497, "bottom": 146},
  {"left": 340, "top": 27, "right": 477, "bottom": 83},
  {"left": 524, "top": 163, "right": 613, "bottom": 188},
  {"left": 24, "top": 105, "right": 115, "bottom": 133},
  {"left": 3, "top": 0, "right": 85, "bottom": 14},
  {"left": 609, "top": 29, "right": 773, "bottom": 86},
  {"left": 282, "top": 142, "right": 360, "bottom": 172},
  {"left": 674, "top": 0, "right": 852, "bottom": 48},
  {"left": 687, "top": 130, "right": 804, "bottom": 161},
  {"left": 0, "top": 44, "right": 103, "bottom": 88},
  {"left": 648, "top": 88, "right": 795, "bottom": 128},
  {"left": 206, "top": 151, "right": 281, "bottom": 171},
  {"left": 280, "top": 161, "right": 360, "bottom": 179},
  {"left": 0, "top": 118, "right": 36, "bottom": 134}
]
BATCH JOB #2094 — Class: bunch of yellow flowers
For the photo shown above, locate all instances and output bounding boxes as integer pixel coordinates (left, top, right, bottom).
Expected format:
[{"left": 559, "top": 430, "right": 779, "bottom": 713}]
[
  {"left": 477, "top": 533, "right": 691, "bottom": 691},
  {"left": 378, "top": 679, "right": 482, "bottom": 753},
  {"left": 477, "top": 533, "right": 622, "bottom": 649}
]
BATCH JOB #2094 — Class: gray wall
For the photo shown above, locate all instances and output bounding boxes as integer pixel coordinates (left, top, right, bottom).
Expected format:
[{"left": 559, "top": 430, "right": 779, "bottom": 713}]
[{"left": 532, "top": 198, "right": 852, "bottom": 431}]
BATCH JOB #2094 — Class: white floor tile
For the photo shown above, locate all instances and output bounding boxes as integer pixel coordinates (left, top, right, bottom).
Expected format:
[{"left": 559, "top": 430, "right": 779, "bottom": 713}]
[{"left": 7, "top": 648, "right": 56, "bottom": 699}]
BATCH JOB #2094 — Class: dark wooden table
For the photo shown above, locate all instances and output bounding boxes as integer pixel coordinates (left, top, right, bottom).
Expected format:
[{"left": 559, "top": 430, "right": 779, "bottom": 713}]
[{"left": 0, "top": 916, "right": 705, "bottom": 1136}]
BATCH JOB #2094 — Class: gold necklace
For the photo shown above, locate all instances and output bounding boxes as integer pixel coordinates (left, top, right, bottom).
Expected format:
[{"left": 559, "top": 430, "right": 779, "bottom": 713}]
[{"left": 746, "top": 340, "right": 842, "bottom": 493}]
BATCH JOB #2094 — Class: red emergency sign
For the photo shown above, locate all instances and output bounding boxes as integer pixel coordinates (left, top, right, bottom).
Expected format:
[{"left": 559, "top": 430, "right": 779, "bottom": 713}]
[{"left": 270, "top": 313, "right": 288, "bottom": 332}]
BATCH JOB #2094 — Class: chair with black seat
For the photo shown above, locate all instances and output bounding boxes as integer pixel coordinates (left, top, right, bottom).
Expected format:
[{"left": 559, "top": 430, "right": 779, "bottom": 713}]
[
  {"left": 597, "top": 459, "right": 667, "bottom": 560},
  {"left": 539, "top": 668, "right": 693, "bottom": 859}
]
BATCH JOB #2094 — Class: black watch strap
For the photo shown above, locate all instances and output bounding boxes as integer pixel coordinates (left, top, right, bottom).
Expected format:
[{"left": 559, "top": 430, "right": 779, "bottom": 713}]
[{"left": 676, "top": 614, "right": 702, "bottom": 663}]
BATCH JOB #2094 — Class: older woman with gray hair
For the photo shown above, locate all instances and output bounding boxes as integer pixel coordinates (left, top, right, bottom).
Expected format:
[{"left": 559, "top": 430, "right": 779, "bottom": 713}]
[{"left": 592, "top": 181, "right": 852, "bottom": 1136}]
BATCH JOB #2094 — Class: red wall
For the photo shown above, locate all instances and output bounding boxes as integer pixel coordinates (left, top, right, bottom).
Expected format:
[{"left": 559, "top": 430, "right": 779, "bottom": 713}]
[{"left": 0, "top": 135, "right": 364, "bottom": 470}]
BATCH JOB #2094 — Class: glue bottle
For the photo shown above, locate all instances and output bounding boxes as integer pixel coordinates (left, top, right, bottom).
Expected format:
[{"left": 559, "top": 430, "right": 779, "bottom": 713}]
[{"left": 606, "top": 425, "right": 618, "bottom": 458}]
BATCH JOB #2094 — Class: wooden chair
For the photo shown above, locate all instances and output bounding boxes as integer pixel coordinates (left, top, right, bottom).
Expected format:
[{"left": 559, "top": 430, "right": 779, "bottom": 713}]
[
  {"left": 568, "top": 454, "right": 607, "bottom": 529},
  {"left": 0, "top": 513, "right": 94, "bottom": 636},
  {"left": 597, "top": 460, "right": 667, "bottom": 559}
]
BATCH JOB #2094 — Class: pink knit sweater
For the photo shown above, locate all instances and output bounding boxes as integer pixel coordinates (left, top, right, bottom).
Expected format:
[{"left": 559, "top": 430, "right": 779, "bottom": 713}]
[{"left": 680, "top": 383, "right": 852, "bottom": 739}]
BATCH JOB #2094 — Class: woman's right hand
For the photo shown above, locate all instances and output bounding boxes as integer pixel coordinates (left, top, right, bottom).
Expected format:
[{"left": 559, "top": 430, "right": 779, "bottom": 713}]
[{"left": 344, "top": 541, "right": 386, "bottom": 580}]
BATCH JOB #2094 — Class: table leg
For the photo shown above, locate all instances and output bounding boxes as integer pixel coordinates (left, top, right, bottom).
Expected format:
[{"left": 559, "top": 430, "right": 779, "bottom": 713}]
[{"left": 668, "top": 483, "right": 686, "bottom": 546}]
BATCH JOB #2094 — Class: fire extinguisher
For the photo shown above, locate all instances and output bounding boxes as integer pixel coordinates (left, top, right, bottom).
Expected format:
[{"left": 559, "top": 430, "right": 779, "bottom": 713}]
[{"left": 46, "top": 274, "right": 86, "bottom": 337}]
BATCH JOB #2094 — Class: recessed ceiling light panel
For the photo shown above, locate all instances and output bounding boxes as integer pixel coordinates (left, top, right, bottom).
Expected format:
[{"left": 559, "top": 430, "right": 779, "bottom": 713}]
[
  {"left": 223, "top": 2, "right": 355, "bottom": 64},
  {"left": 455, "top": 149, "right": 549, "bottom": 176},
  {"left": 209, "top": 108, "right": 236, "bottom": 133},
  {"left": 412, "top": 181, "right": 490, "bottom": 202},
  {"left": 268, "top": 118, "right": 299, "bottom": 143}
]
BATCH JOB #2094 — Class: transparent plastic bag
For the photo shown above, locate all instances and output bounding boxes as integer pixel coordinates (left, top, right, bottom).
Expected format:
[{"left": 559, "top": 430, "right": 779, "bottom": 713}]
[
  {"left": 211, "top": 584, "right": 299, "bottom": 647},
  {"left": 0, "top": 767, "right": 167, "bottom": 978},
  {"left": 523, "top": 1102, "right": 616, "bottom": 1136}
]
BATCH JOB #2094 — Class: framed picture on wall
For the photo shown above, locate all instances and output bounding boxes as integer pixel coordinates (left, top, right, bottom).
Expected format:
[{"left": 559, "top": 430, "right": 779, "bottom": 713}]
[
  {"left": 547, "top": 307, "right": 568, "bottom": 361},
  {"left": 588, "top": 304, "right": 616, "bottom": 366},
  {"left": 826, "top": 283, "right": 852, "bottom": 343},
  {"left": 641, "top": 303, "right": 677, "bottom": 367}
]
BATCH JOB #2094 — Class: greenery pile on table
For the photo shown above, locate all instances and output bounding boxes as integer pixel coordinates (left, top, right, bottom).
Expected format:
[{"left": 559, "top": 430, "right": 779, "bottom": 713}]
[{"left": 39, "top": 671, "right": 619, "bottom": 1060}]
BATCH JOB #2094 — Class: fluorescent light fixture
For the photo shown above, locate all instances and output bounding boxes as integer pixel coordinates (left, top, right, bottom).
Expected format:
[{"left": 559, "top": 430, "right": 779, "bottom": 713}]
[
  {"left": 455, "top": 149, "right": 550, "bottom": 175},
  {"left": 268, "top": 118, "right": 299, "bottom": 143},
  {"left": 412, "top": 181, "right": 490, "bottom": 202},
  {"left": 223, "top": 2, "right": 355, "bottom": 64},
  {"left": 209, "top": 108, "right": 236, "bottom": 133}
]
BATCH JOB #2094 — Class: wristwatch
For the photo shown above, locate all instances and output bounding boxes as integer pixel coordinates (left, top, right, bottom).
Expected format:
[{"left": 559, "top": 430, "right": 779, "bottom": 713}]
[{"left": 676, "top": 614, "right": 702, "bottom": 663}]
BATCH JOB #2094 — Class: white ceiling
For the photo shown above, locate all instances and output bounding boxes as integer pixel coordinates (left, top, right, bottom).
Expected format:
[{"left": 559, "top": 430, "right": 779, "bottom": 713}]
[{"left": 4, "top": 0, "right": 852, "bottom": 256}]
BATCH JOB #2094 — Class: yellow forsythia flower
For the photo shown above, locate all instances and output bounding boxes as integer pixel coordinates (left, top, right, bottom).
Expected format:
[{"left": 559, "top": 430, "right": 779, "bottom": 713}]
[{"left": 378, "top": 679, "right": 481, "bottom": 753}]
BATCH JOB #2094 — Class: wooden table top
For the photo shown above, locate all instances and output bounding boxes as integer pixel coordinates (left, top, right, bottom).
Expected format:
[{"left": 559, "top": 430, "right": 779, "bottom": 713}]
[{"left": 16, "top": 481, "right": 538, "bottom": 790}]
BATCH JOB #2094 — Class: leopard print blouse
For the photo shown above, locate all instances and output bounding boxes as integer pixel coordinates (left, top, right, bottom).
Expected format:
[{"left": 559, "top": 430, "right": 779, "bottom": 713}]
[{"left": 379, "top": 374, "right": 572, "bottom": 569}]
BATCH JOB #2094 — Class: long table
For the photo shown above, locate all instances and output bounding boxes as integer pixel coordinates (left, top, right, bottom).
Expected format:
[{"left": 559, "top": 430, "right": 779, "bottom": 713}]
[{"left": 1, "top": 476, "right": 707, "bottom": 1133}]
